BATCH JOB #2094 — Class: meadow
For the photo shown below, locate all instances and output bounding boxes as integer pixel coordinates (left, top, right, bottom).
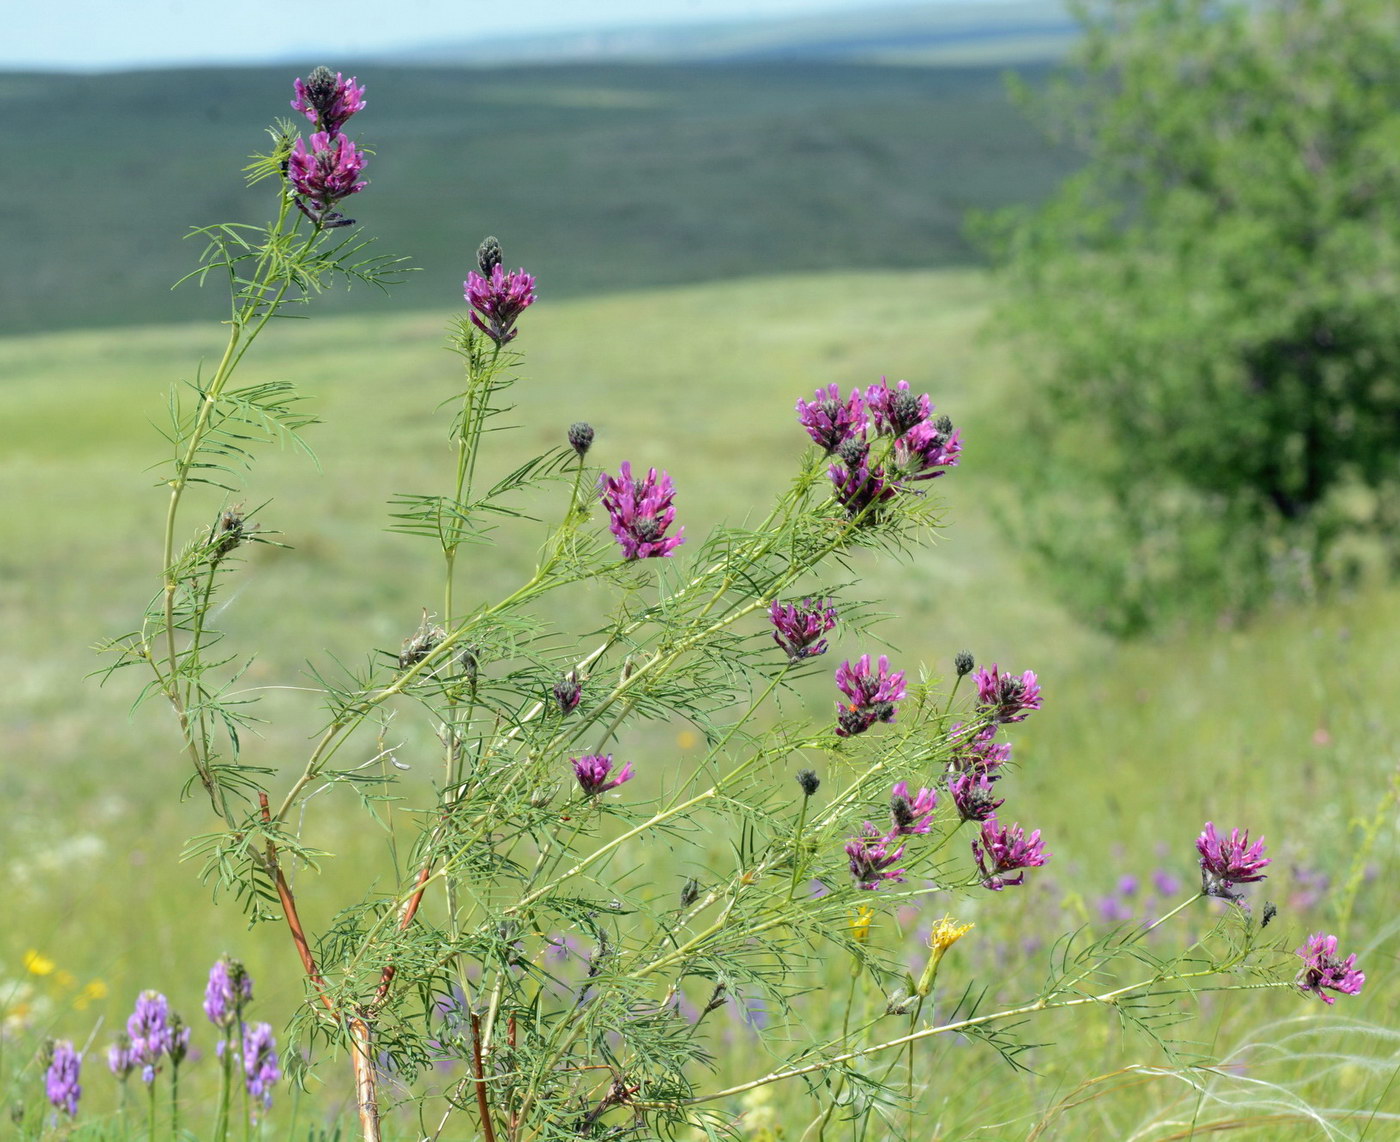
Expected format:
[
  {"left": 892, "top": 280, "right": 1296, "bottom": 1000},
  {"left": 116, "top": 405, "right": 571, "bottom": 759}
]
[{"left": 4, "top": 262, "right": 1397, "bottom": 1139}]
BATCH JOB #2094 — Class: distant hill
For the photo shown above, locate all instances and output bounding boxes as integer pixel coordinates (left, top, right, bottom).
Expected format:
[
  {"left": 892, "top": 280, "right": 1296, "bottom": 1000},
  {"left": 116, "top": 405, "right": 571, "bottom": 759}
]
[
  {"left": 0, "top": 58, "right": 1079, "bottom": 336},
  {"left": 392, "top": 2, "right": 1076, "bottom": 67}
]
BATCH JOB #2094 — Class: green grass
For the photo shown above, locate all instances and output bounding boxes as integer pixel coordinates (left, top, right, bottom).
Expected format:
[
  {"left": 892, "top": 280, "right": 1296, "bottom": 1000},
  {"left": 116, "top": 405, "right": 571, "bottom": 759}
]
[
  {"left": 3, "top": 269, "right": 1396, "bottom": 1139},
  {"left": 0, "top": 60, "right": 1078, "bottom": 337}
]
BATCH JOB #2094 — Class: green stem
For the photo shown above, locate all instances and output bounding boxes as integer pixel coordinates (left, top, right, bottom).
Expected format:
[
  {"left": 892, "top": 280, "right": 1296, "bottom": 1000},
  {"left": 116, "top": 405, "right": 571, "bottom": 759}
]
[{"left": 214, "top": 1027, "right": 233, "bottom": 1142}]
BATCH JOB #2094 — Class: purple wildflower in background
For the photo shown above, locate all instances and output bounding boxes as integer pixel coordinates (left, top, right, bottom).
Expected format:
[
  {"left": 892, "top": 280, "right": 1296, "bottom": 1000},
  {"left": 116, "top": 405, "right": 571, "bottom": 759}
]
[
  {"left": 865, "top": 377, "right": 931, "bottom": 437},
  {"left": 464, "top": 263, "right": 537, "bottom": 345},
  {"left": 554, "top": 670, "right": 582, "bottom": 715},
  {"left": 1294, "top": 932, "right": 1365, "bottom": 1005},
  {"left": 889, "top": 782, "right": 938, "bottom": 835},
  {"left": 947, "top": 724, "right": 1012, "bottom": 776},
  {"left": 971, "top": 816, "right": 1048, "bottom": 890},
  {"left": 834, "top": 654, "right": 906, "bottom": 737},
  {"left": 769, "top": 598, "right": 838, "bottom": 662},
  {"left": 598, "top": 462, "right": 685, "bottom": 560},
  {"left": 1152, "top": 867, "right": 1184, "bottom": 896},
  {"left": 127, "top": 990, "right": 173, "bottom": 1084},
  {"left": 291, "top": 67, "right": 366, "bottom": 136},
  {"left": 288, "top": 131, "right": 368, "bottom": 226},
  {"left": 45, "top": 1040, "right": 81, "bottom": 1117},
  {"left": 974, "top": 664, "right": 1043, "bottom": 723},
  {"left": 893, "top": 416, "right": 962, "bottom": 481},
  {"left": 796, "top": 384, "right": 866, "bottom": 452},
  {"left": 846, "top": 824, "right": 907, "bottom": 890},
  {"left": 572, "top": 753, "right": 634, "bottom": 797},
  {"left": 204, "top": 955, "right": 253, "bottom": 1030},
  {"left": 1196, "top": 822, "right": 1269, "bottom": 903},
  {"left": 241, "top": 1022, "right": 281, "bottom": 1108},
  {"left": 107, "top": 1033, "right": 136, "bottom": 1081},
  {"left": 950, "top": 772, "right": 1004, "bottom": 822}
]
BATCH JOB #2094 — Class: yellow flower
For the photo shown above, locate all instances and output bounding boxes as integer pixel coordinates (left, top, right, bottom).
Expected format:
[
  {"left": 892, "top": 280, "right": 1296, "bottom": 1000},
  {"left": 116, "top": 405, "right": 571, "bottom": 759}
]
[
  {"left": 73, "top": 979, "right": 108, "bottom": 1011},
  {"left": 23, "top": 950, "right": 55, "bottom": 977},
  {"left": 915, "top": 916, "right": 973, "bottom": 997},
  {"left": 850, "top": 905, "right": 876, "bottom": 944},
  {"left": 55, "top": 970, "right": 78, "bottom": 990}
]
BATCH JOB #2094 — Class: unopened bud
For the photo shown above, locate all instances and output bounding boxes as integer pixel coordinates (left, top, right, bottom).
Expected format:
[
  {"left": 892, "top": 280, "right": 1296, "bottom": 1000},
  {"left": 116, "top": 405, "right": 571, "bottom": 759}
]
[
  {"left": 477, "top": 235, "right": 503, "bottom": 276},
  {"left": 568, "top": 421, "right": 595, "bottom": 458},
  {"left": 954, "top": 650, "right": 975, "bottom": 677},
  {"left": 554, "top": 670, "right": 582, "bottom": 715},
  {"left": 679, "top": 877, "right": 700, "bottom": 908},
  {"left": 836, "top": 436, "right": 869, "bottom": 470},
  {"left": 399, "top": 611, "right": 447, "bottom": 669},
  {"left": 796, "top": 769, "right": 821, "bottom": 797}
]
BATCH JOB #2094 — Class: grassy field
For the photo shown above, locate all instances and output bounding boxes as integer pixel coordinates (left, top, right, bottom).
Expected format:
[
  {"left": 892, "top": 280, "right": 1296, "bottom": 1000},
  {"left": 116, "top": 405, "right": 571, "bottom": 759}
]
[
  {"left": 0, "top": 59, "right": 1077, "bottom": 337},
  {"left": 3, "top": 269, "right": 1397, "bottom": 1138}
]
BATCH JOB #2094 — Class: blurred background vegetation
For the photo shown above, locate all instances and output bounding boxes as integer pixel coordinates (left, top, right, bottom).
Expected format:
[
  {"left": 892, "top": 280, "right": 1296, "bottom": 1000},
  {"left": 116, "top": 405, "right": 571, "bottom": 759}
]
[{"left": 4, "top": 0, "right": 1399, "bottom": 1137}]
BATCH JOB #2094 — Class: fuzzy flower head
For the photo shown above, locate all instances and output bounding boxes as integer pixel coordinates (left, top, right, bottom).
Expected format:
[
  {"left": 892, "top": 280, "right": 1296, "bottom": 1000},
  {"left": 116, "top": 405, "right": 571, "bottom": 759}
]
[
  {"left": 1294, "top": 932, "right": 1365, "bottom": 1005},
  {"left": 834, "top": 654, "right": 906, "bottom": 737},
  {"left": 1196, "top": 822, "right": 1269, "bottom": 902},
  {"left": 126, "top": 990, "right": 173, "bottom": 1084},
  {"left": 288, "top": 131, "right": 368, "bottom": 227},
  {"left": 889, "top": 781, "right": 938, "bottom": 835},
  {"left": 846, "top": 823, "right": 906, "bottom": 890},
  {"left": 892, "top": 415, "right": 962, "bottom": 481},
  {"left": 946, "top": 724, "right": 1012, "bottom": 777},
  {"left": 45, "top": 1040, "right": 81, "bottom": 1117},
  {"left": 950, "top": 772, "right": 1004, "bottom": 822},
  {"left": 204, "top": 955, "right": 253, "bottom": 1030},
  {"left": 572, "top": 753, "right": 634, "bottom": 797},
  {"left": 769, "top": 598, "right": 838, "bottom": 662},
  {"left": 553, "top": 670, "right": 582, "bottom": 716},
  {"left": 971, "top": 816, "right": 1048, "bottom": 890},
  {"left": 464, "top": 263, "right": 537, "bottom": 345},
  {"left": 797, "top": 384, "right": 866, "bottom": 452},
  {"left": 865, "top": 377, "right": 932, "bottom": 438},
  {"left": 242, "top": 1022, "right": 281, "bottom": 1108},
  {"left": 974, "top": 664, "right": 1043, "bottom": 723},
  {"left": 291, "top": 67, "right": 365, "bottom": 135},
  {"left": 598, "top": 461, "right": 685, "bottom": 560}
]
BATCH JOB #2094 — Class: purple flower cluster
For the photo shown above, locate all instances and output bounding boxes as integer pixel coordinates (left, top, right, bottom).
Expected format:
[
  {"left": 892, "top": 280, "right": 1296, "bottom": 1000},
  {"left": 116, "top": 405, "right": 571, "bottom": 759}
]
[
  {"left": 1196, "top": 822, "right": 1270, "bottom": 903},
  {"left": 45, "top": 1040, "right": 81, "bottom": 1117},
  {"left": 845, "top": 822, "right": 908, "bottom": 891},
  {"left": 889, "top": 782, "right": 938, "bottom": 835},
  {"left": 946, "top": 724, "right": 1013, "bottom": 777},
  {"left": 796, "top": 376, "right": 962, "bottom": 519},
  {"left": 769, "top": 597, "right": 838, "bottom": 662},
  {"left": 971, "top": 817, "right": 1049, "bottom": 891},
  {"left": 599, "top": 462, "right": 685, "bottom": 560},
  {"left": 204, "top": 954, "right": 253, "bottom": 1029},
  {"left": 127, "top": 990, "right": 174, "bottom": 1084},
  {"left": 572, "top": 753, "right": 634, "bottom": 797},
  {"left": 242, "top": 1023, "right": 281, "bottom": 1108},
  {"left": 834, "top": 654, "right": 906, "bottom": 737},
  {"left": 949, "top": 772, "right": 1003, "bottom": 822},
  {"left": 287, "top": 70, "right": 370, "bottom": 227},
  {"left": 974, "top": 664, "right": 1043, "bottom": 723},
  {"left": 464, "top": 263, "right": 538, "bottom": 345},
  {"left": 554, "top": 670, "right": 582, "bottom": 715},
  {"left": 1294, "top": 932, "right": 1365, "bottom": 1005}
]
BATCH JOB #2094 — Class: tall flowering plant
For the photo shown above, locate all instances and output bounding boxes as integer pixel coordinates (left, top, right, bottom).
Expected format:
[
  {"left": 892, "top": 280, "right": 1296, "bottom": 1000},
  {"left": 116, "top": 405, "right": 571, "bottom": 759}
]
[{"left": 89, "top": 70, "right": 1369, "bottom": 1142}]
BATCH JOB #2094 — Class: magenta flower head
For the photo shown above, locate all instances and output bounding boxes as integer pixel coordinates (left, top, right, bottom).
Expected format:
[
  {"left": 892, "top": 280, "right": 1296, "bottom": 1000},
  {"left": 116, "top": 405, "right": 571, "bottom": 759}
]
[
  {"left": 770, "top": 597, "right": 838, "bottom": 662},
  {"left": 288, "top": 131, "right": 368, "bottom": 227},
  {"left": 572, "top": 753, "right": 634, "bottom": 797},
  {"left": 846, "top": 823, "right": 907, "bottom": 890},
  {"left": 598, "top": 461, "right": 685, "bottom": 560},
  {"left": 464, "top": 263, "right": 537, "bottom": 345},
  {"left": 1294, "top": 932, "right": 1365, "bottom": 1005},
  {"left": 204, "top": 955, "right": 253, "bottom": 1030},
  {"left": 242, "top": 1022, "right": 280, "bottom": 1108},
  {"left": 828, "top": 435, "right": 897, "bottom": 519},
  {"left": 291, "top": 67, "right": 366, "bottom": 136},
  {"left": 974, "top": 664, "right": 1043, "bottom": 723},
  {"left": 950, "top": 772, "right": 1004, "bottom": 822},
  {"left": 947, "top": 724, "right": 1012, "bottom": 777},
  {"left": 834, "top": 654, "right": 906, "bottom": 737},
  {"left": 1196, "top": 822, "right": 1269, "bottom": 902},
  {"left": 797, "top": 384, "right": 866, "bottom": 453},
  {"left": 972, "top": 816, "right": 1048, "bottom": 890},
  {"left": 889, "top": 782, "right": 937, "bottom": 835},
  {"left": 893, "top": 415, "right": 962, "bottom": 481},
  {"left": 865, "top": 377, "right": 931, "bottom": 438},
  {"left": 554, "top": 670, "right": 582, "bottom": 716},
  {"left": 127, "top": 990, "right": 173, "bottom": 1084},
  {"left": 44, "top": 1040, "right": 81, "bottom": 1117}
]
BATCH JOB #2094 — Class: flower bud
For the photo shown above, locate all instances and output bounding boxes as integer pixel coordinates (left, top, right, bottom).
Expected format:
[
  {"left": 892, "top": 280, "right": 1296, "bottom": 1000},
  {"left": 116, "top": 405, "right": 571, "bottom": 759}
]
[
  {"left": 477, "top": 235, "right": 503, "bottom": 276},
  {"left": 568, "top": 421, "right": 595, "bottom": 458},
  {"left": 954, "top": 650, "right": 975, "bottom": 677},
  {"left": 796, "top": 769, "right": 821, "bottom": 797}
]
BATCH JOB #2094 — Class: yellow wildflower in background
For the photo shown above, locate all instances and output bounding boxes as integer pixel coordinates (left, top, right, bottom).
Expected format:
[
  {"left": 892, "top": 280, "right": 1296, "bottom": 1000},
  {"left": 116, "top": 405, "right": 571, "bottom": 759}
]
[
  {"left": 74, "top": 979, "right": 108, "bottom": 1011},
  {"left": 850, "top": 905, "right": 876, "bottom": 944},
  {"left": 23, "top": 950, "right": 55, "bottom": 977}
]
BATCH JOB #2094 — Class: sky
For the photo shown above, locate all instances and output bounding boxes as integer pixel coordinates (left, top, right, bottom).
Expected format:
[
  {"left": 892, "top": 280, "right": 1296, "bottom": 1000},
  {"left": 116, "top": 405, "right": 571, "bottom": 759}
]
[{"left": 2, "top": 0, "right": 1001, "bottom": 71}]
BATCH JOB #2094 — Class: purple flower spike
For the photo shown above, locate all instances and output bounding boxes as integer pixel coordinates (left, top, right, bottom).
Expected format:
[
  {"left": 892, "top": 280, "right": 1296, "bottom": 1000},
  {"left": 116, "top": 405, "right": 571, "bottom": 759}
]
[
  {"left": 846, "top": 823, "right": 907, "bottom": 890},
  {"left": 242, "top": 1023, "right": 280, "bottom": 1108},
  {"left": 291, "top": 68, "right": 366, "bottom": 136},
  {"left": 573, "top": 753, "right": 634, "bottom": 797},
  {"left": 865, "top": 377, "right": 931, "bottom": 437},
  {"left": 204, "top": 955, "right": 253, "bottom": 1030},
  {"left": 834, "top": 654, "right": 906, "bottom": 737},
  {"left": 288, "top": 131, "right": 368, "bottom": 227},
  {"left": 797, "top": 384, "right": 866, "bottom": 452},
  {"left": 971, "top": 816, "right": 1048, "bottom": 890},
  {"left": 127, "top": 990, "right": 173, "bottom": 1084},
  {"left": 974, "top": 664, "right": 1043, "bottom": 723},
  {"left": 893, "top": 416, "right": 962, "bottom": 481},
  {"left": 889, "top": 782, "right": 938, "bottom": 835},
  {"left": 947, "top": 724, "right": 1012, "bottom": 776},
  {"left": 950, "top": 772, "right": 1004, "bottom": 822},
  {"left": 107, "top": 1034, "right": 136, "bottom": 1081},
  {"left": 1196, "top": 822, "right": 1269, "bottom": 902},
  {"left": 1294, "top": 932, "right": 1365, "bottom": 1005},
  {"left": 770, "top": 597, "right": 838, "bottom": 662},
  {"left": 45, "top": 1040, "right": 81, "bottom": 1117},
  {"left": 464, "top": 263, "right": 538, "bottom": 345},
  {"left": 598, "top": 461, "right": 685, "bottom": 560}
]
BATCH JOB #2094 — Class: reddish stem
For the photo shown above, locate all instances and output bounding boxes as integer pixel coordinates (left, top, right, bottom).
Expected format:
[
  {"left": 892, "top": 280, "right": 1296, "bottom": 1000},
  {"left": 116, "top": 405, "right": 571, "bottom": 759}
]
[{"left": 470, "top": 1012, "right": 499, "bottom": 1142}]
